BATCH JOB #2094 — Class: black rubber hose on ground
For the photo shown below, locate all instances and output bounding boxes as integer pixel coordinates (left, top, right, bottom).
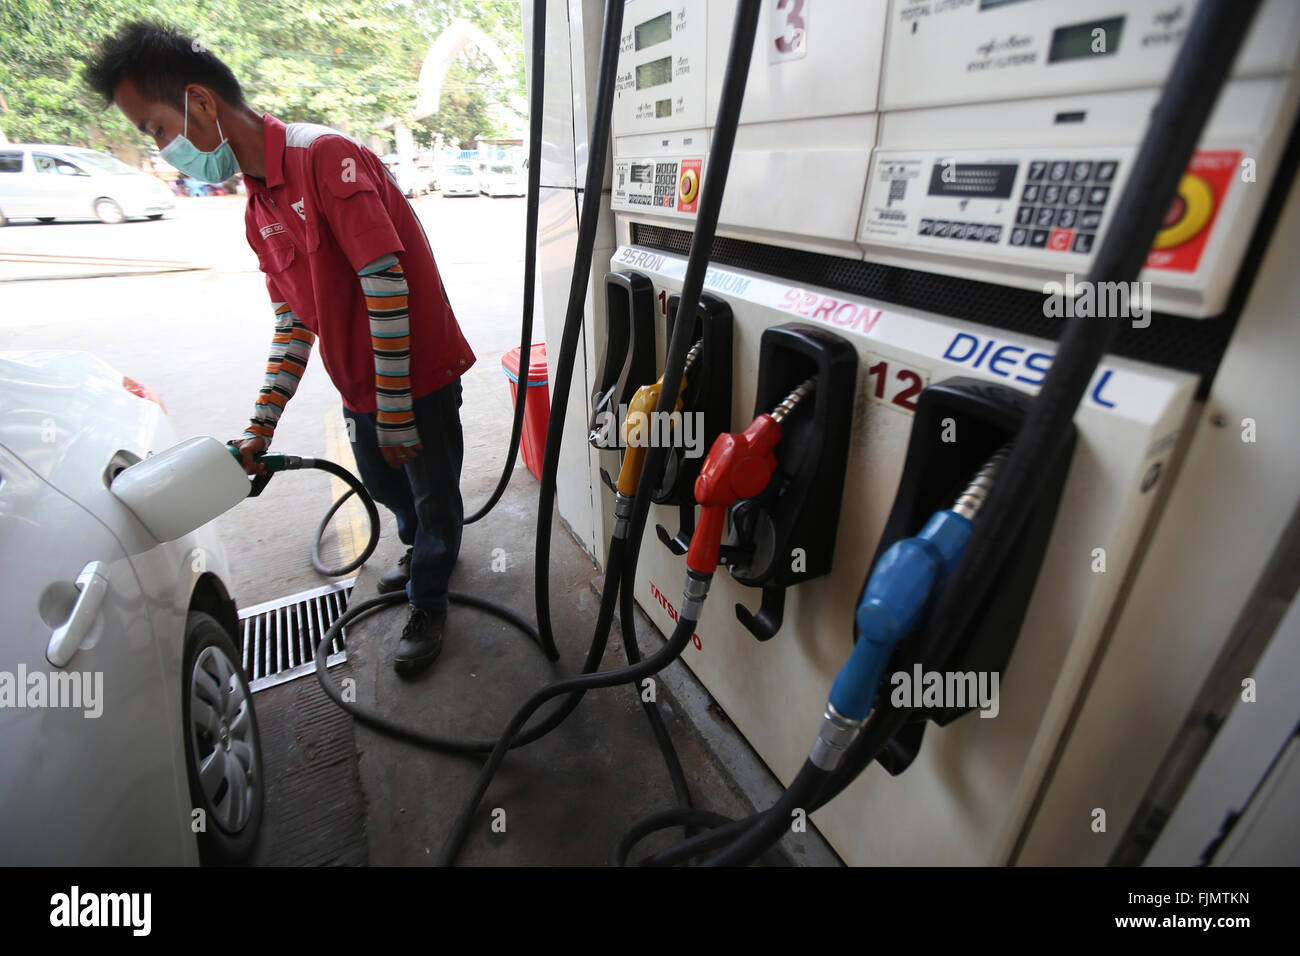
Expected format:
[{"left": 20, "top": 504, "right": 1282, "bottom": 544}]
[
  {"left": 533, "top": 0, "right": 625, "bottom": 662},
  {"left": 311, "top": 537, "right": 626, "bottom": 756},
  {"left": 437, "top": 606, "right": 705, "bottom": 865}
]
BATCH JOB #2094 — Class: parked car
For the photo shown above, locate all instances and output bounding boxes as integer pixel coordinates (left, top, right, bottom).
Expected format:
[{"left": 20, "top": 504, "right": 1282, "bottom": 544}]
[
  {"left": 0, "top": 144, "right": 176, "bottom": 225},
  {"left": 441, "top": 163, "right": 480, "bottom": 197},
  {"left": 479, "top": 162, "right": 526, "bottom": 198},
  {"left": 0, "top": 350, "right": 262, "bottom": 865}
]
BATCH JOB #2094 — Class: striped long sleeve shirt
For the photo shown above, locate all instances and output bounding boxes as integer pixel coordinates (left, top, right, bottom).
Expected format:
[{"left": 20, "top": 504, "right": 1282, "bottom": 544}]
[{"left": 244, "top": 254, "right": 417, "bottom": 448}]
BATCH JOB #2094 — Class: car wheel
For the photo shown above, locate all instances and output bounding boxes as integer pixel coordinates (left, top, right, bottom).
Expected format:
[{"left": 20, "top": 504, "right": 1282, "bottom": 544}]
[
  {"left": 94, "top": 198, "right": 126, "bottom": 224},
  {"left": 37, "top": 217, "right": 55, "bottom": 223},
  {"left": 182, "top": 610, "right": 264, "bottom": 865}
]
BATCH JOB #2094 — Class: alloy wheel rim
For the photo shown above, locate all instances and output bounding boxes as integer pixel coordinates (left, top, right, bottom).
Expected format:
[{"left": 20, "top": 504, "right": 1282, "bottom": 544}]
[{"left": 188, "top": 645, "right": 259, "bottom": 832}]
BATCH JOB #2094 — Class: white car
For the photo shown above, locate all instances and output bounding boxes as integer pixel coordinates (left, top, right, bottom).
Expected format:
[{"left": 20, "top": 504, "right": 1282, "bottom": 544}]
[
  {"left": 441, "top": 163, "right": 480, "bottom": 197},
  {"left": 0, "top": 351, "right": 263, "bottom": 865},
  {"left": 479, "top": 163, "right": 526, "bottom": 198},
  {"left": 0, "top": 144, "right": 176, "bottom": 225}
]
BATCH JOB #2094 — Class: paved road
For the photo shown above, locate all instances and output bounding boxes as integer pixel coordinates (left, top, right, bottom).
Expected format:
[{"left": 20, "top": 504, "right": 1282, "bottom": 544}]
[{"left": 0, "top": 192, "right": 538, "bottom": 607}]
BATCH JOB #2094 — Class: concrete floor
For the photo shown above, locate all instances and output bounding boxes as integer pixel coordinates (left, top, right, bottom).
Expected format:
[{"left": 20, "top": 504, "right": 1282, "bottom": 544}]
[{"left": 342, "top": 457, "right": 832, "bottom": 866}]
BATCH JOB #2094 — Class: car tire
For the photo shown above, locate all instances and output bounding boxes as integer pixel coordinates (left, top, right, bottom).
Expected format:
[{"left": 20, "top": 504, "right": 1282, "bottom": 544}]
[
  {"left": 182, "top": 610, "right": 264, "bottom": 865},
  {"left": 94, "top": 198, "right": 126, "bottom": 224},
  {"left": 37, "top": 217, "right": 55, "bottom": 223}
]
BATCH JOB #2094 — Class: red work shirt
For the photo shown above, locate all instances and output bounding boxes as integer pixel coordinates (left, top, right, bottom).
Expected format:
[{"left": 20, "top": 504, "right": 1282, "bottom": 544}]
[{"left": 243, "top": 114, "right": 475, "bottom": 412}]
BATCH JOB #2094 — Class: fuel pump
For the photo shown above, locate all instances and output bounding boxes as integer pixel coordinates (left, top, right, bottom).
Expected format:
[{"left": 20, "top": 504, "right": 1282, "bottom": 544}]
[{"left": 722, "top": 325, "right": 858, "bottom": 641}]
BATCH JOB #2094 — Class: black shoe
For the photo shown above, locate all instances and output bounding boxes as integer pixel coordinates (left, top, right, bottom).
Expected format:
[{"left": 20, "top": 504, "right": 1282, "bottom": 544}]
[
  {"left": 394, "top": 604, "right": 445, "bottom": 677},
  {"left": 377, "top": 547, "right": 413, "bottom": 594}
]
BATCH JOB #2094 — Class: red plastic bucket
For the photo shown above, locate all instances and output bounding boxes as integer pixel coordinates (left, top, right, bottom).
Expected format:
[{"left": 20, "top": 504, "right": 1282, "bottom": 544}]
[{"left": 501, "top": 344, "right": 550, "bottom": 481}]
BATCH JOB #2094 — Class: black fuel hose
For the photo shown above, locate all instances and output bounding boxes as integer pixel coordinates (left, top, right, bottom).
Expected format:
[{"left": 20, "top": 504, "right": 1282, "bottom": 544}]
[
  {"left": 312, "top": 0, "right": 547, "bottom": 566},
  {"left": 302, "top": 457, "right": 381, "bottom": 577},
  {"left": 463, "top": 0, "right": 547, "bottom": 527},
  {"left": 624, "top": 0, "right": 1262, "bottom": 868},
  {"left": 619, "top": 571, "right": 694, "bottom": 817},
  {"left": 533, "top": 0, "right": 625, "bottom": 661},
  {"left": 436, "top": 0, "right": 762, "bottom": 866}
]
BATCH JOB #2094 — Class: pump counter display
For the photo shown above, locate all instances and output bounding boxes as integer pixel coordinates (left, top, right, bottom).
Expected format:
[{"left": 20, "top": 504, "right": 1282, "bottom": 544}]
[{"left": 614, "top": 0, "right": 708, "bottom": 134}]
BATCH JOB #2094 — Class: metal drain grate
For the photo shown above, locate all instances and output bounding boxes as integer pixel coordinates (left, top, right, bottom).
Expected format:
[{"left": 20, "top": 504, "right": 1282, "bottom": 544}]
[{"left": 238, "top": 579, "right": 355, "bottom": 692}]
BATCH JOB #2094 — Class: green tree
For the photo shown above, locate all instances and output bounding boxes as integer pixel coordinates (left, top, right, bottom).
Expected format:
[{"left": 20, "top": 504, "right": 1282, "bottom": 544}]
[{"left": 0, "top": 0, "right": 524, "bottom": 156}]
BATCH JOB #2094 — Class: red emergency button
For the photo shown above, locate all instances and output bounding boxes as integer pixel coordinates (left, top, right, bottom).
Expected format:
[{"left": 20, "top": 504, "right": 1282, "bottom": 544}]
[
  {"left": 677, "top": 159, "right": 702, "bottom": 213},
  {"left": 678, "top": 168, "right": 699, "bottom": 205}
]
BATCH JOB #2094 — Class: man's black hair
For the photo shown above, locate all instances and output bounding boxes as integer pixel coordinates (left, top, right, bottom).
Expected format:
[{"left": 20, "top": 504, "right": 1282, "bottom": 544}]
[{"left": 83, "top": 20, "right": 244, "bottom": 110}]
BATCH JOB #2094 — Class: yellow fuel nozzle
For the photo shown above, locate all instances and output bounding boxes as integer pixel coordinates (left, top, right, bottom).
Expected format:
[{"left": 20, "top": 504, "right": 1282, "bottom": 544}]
[
  {"left": 614, "top": 341, "right": 704, "bottom": 496},
  {"left": 616, "top": 374, "right": 687, "bottom": 495}
]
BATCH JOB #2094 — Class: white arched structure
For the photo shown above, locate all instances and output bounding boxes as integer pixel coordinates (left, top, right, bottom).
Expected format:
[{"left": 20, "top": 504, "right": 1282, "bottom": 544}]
[{"left": 414, "top": 20, "right": 516, "bottom": 120}]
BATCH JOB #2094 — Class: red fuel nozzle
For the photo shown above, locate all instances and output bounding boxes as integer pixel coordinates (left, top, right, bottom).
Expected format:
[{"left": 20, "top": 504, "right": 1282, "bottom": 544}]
[{"left": 687, "top": 414, "right": 782, "bottom": 574}]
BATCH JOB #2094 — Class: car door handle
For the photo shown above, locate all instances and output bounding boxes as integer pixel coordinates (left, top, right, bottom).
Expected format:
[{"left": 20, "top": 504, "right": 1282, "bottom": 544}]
[{"left": 47, "top": 561, "right": 110, "bottom": 668}]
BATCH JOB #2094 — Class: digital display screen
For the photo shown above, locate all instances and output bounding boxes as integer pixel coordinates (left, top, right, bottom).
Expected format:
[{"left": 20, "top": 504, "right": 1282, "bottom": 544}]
[
  {"left": 635, "top": 12, "right": 672, "bottom": 51},
  {"left": 927, "top": 163, "right": 1018, "bottom": 199},
  {"left": 1049, "top": 16, "right": 1123, "bottom": 63},
  {"left": 655, "top": 98, "right": 672, "bottom": 118},
  {"left": 636, "top": 56, "right": 673, "bottom": 90}
]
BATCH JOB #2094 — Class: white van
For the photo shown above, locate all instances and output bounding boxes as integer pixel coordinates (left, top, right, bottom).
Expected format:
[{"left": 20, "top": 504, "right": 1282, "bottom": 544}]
[{"left": 0, "top": 144, "right": 176, "bottom": 225}]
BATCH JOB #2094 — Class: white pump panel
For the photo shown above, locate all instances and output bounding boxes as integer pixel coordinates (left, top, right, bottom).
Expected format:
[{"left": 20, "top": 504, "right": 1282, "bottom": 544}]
[{"left": 881, "top": 0, "right": 1300, "bottom": 112}]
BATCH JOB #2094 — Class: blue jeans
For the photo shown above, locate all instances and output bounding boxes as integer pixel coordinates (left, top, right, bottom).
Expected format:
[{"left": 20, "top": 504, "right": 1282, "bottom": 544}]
[{"left": 344, "top": 380, "right": 464, "bottom": 613}]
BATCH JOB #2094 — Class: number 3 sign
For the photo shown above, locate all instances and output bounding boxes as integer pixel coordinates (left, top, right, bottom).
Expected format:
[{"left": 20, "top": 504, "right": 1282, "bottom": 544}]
[{"left": 771, "top": 0, "right": 807, "bottom": 63}]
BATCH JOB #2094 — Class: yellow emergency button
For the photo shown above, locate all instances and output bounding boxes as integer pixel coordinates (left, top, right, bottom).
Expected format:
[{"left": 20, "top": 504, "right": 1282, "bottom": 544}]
[
  {"left": 678, "top": 167, "right": 699, "bottom": 206},
  {"left": 1154, "top": 172, "right": 1214, "bottom": 250}
]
